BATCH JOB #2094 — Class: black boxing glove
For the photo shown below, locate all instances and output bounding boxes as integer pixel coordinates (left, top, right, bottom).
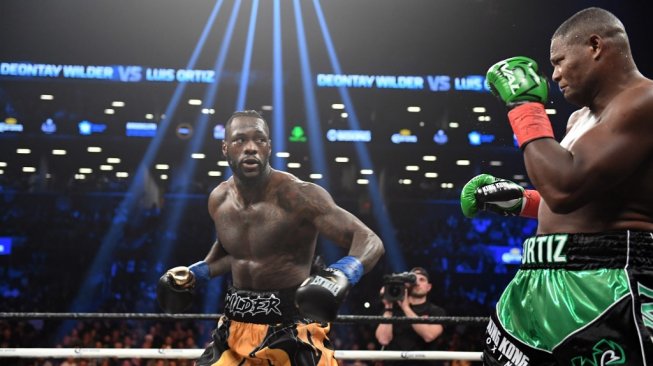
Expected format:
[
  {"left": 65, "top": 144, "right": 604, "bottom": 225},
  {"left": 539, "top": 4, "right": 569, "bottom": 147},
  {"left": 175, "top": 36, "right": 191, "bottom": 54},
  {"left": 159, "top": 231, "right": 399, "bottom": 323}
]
[
  {"left": 295, "top": 256, "right": 363, "bottom": 322},
  {"left": 156, "top": 266, "right": 196, "bottom": 314}
]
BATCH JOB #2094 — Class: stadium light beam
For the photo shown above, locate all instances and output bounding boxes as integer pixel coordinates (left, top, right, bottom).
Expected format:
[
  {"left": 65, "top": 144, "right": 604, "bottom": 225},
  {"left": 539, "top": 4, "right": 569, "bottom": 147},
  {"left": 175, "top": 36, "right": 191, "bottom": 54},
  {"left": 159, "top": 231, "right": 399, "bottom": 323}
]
[
  {"left": 312, "top": 0, "right": 405, "bottom": 272},
  {"left": 146, "top": 0, "right": 245, "bottom": 314},
  {"left": 236, "top": 0, "right": 259, "bottom": 110},
  {"left": 70, "top": 0, "right": 226, "bottom": 310},
  {"left": 293, "top": 0, "right": 338, "bottom": 264},
  {"left": 272, "top": 0, "right": 286, "bottom": 170},
  {"left": 64, "top": 0, "right": 226, "bottom": 322}
]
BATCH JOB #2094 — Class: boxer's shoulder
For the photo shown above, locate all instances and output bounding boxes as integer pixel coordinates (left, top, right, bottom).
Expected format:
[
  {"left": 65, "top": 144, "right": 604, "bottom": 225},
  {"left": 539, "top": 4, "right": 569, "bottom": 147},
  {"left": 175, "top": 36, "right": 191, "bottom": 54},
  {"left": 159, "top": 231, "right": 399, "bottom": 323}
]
[
  {"left": 610, "top": 80, "right": 653, "bottom": 122},
  {"left": 208, "top": 181, "right": 230, "bottom": 213},
  {"left": 274, "top": 172, "right": 322, "bottom": 197},
  {"left": 272, "top": 177, "right": 333, "bottom": 218}
]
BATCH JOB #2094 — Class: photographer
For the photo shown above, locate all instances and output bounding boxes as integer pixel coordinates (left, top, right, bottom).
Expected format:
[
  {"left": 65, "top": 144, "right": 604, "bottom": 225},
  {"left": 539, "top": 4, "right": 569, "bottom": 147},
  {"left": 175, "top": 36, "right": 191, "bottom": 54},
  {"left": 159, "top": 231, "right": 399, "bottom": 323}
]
[{"left": 374, "top": 267, "right": 445, "bottom": 364}]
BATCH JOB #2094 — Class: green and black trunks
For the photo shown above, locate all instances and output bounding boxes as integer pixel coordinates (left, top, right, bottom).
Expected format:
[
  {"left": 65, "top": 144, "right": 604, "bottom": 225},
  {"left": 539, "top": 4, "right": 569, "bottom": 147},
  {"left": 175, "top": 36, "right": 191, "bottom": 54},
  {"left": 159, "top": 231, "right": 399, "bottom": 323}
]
[{"left": 483, "top": 230, "right": 653, "bottom": 365}]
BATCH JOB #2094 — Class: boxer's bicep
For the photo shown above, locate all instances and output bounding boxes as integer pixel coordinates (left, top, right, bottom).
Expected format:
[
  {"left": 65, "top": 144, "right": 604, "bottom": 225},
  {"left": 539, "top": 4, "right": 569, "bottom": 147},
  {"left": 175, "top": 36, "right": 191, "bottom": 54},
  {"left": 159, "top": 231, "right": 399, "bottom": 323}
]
[
  {"left": 301, "top": 183, "right": 383, "bottom": 270},
  {"left": 297, "top": 183, "right": 356, "bottom": 247},
  {"left": 290, "top": 182, "right": 360, "bottom": 245}
]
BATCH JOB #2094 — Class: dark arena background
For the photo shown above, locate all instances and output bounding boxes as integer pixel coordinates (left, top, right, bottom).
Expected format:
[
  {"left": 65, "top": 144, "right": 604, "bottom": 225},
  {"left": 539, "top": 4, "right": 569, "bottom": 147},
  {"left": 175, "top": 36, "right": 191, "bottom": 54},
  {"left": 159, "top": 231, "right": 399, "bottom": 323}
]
[{"left": 1, "top": 0, "right": 652, "bottom": 365}]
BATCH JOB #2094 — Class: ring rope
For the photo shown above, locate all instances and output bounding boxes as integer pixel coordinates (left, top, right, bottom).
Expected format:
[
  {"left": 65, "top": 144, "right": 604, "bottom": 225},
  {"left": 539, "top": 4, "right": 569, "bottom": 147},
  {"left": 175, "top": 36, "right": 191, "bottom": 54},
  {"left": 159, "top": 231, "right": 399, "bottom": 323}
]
[
  {"left": 0, "top": 348, "right": 483, "bottom": 361},
  {"left": 0, "top": 312, "right": 489, "bottom": 325}
]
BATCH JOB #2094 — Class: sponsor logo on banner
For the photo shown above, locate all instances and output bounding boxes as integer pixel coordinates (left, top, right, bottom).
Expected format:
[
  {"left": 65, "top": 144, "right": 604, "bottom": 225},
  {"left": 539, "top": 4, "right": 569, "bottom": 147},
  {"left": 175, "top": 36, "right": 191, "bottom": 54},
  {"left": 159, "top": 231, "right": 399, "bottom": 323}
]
[
  {"left": 326, "top": 129, "right": 371, "bottom": 142},
  {"left": 391, "top": 129, "right": 417, "bottom": 144}
]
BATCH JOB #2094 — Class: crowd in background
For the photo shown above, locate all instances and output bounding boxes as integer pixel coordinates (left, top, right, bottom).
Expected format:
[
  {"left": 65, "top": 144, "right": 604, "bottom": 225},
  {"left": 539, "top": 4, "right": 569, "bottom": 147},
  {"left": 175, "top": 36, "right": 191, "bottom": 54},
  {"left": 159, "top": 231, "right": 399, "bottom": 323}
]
[{"left": 0, "top": 178, "right": 536, "bottom": 365}]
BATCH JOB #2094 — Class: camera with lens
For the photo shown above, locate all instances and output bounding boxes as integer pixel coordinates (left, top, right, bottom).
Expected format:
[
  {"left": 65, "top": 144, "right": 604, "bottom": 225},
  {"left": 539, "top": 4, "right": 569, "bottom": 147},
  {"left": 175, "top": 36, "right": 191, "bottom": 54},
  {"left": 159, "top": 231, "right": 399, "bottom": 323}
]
[{"left": 382, "top": 272, "right": 417, "bottom": 302}]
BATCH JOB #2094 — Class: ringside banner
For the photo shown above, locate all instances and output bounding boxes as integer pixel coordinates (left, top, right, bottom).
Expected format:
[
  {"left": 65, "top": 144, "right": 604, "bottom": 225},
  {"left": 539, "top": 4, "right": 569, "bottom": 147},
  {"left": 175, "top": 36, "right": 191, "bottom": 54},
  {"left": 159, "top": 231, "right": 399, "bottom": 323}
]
[{"left": 0, "top": 62, "right": 215, "bottom": 83}]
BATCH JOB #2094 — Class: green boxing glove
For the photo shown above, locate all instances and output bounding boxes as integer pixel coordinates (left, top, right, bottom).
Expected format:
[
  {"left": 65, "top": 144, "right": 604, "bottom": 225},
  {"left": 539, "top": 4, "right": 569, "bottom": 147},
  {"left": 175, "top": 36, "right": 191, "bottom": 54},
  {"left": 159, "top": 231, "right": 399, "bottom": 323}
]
[
  {"left": 460, "top": 174, "right": 525, "bottom": 218},
  {"left": 486, "top": 56, "right": 549, "bottom": 107},
  {"left": 486, "top": 57, "right": 555, "bottom": 148}
]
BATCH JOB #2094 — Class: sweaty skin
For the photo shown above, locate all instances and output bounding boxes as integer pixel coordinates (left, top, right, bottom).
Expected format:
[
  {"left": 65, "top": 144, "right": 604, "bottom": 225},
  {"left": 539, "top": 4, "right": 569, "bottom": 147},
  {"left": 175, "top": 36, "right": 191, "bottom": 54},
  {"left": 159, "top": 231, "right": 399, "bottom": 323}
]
[
  {"left": 528, "top": 35, "right": 653, "bottom": 234},
  {"left": 201, "top": 116, "right": 383, "bottom": 289}
]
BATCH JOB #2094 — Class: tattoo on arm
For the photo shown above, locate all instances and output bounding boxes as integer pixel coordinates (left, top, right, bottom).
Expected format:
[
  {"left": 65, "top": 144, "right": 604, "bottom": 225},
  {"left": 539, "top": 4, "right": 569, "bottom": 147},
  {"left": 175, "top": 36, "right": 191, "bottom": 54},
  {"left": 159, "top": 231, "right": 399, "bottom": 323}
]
[{"left": 281, "top": 183, "right": 354, "bottom": 245}]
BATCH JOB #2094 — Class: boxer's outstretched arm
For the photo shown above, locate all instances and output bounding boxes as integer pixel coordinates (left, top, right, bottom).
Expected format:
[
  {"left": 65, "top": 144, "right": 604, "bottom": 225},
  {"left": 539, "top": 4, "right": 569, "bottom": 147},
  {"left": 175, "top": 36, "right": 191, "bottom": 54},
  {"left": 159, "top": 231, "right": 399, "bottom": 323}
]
[
  {"left": 290, "top": 181, "right": 384, "bottom": 272},
  {"left": 292, "top": 181, "right": 384, "bottom": 322}
]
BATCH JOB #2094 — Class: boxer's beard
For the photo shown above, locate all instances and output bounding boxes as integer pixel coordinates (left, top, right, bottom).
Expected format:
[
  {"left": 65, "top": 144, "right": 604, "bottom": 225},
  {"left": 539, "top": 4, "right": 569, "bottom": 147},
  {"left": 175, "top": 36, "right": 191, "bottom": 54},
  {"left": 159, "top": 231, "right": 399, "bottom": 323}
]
[{"left": 228, "top": 156, "right": 263, "bottom": 183}]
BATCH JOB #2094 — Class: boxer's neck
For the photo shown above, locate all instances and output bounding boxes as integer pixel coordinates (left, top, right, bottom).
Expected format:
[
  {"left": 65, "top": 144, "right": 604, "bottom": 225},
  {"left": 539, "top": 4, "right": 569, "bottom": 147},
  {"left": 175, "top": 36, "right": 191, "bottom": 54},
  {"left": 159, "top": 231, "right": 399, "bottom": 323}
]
[{"left": 234, "top": 167, "right": 272, "bottom": 205}]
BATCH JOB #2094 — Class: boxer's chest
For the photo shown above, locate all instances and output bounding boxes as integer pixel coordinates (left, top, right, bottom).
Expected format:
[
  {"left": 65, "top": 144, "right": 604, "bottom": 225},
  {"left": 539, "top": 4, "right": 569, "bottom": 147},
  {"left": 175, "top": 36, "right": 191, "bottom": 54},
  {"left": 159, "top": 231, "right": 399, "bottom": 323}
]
[
  {"left": 216, "top": 201, "right": 310, "bottom": 257},
  {"left": 561, "top": 109, "right": 600, "bottom": 149}
]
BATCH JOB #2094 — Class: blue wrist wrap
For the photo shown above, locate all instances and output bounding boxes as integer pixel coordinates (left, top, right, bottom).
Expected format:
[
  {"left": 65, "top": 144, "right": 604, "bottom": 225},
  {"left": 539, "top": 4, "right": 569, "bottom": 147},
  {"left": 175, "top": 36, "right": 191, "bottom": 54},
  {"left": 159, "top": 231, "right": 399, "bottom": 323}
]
[
  {"left": 328, "top": 256, "right": 363, "bottom": 285},
  {"left": 188, "top": 261, "right": 210, "bottom": 282}
]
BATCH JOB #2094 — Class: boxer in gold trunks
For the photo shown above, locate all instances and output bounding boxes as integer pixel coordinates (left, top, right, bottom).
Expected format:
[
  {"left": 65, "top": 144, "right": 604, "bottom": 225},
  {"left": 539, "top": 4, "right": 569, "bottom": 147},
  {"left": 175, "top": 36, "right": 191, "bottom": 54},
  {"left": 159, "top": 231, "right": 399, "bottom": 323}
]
[{"left": 157, "top": 110, "right": 384, "bottom": 365}]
